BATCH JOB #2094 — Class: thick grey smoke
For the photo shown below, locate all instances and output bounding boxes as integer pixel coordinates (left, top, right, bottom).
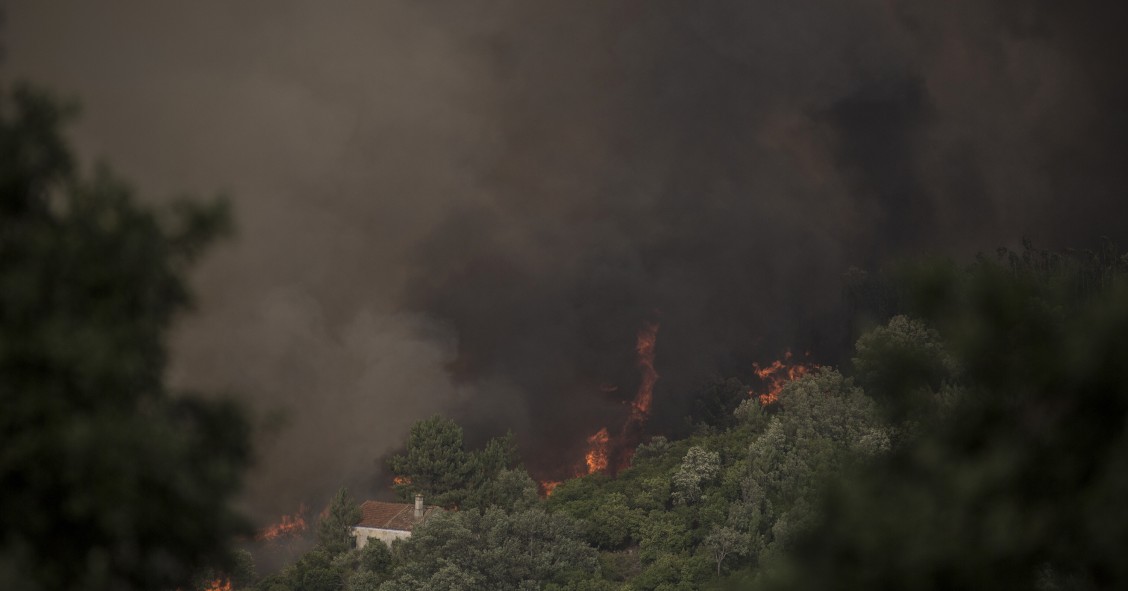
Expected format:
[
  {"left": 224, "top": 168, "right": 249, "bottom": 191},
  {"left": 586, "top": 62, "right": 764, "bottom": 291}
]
[
  {"left": 400, "top": 0, "right": 1128, "bottom": 471},
  {"left": 7, "top": 0, "right": 1128, "bottom": 513}
]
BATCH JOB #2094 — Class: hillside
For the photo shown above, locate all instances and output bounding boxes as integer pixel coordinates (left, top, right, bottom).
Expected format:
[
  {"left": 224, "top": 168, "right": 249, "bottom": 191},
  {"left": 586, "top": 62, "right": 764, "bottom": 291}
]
[{"left": 233, "top": 243, "right": 1128, "bottom": 590}]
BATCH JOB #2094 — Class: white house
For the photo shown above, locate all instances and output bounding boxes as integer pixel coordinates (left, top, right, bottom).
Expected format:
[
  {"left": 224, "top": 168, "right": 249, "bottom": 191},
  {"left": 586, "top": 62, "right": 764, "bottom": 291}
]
[{"left": 352, "top": 494, "right": 438, "bottom": 549}]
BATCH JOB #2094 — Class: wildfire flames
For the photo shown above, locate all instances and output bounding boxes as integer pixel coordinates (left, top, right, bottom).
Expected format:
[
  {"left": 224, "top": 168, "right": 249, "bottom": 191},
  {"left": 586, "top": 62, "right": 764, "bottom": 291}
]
[
  {"left": 256, "top": 504, "right": 308, "bottom": 541},
  {"left": 539, "top": 327, "right": 815, "bottom": 491},
  {"left": 752, "top": 351, "right": 818, "bottom": 405},
  {"left": 539, "top": 480, "right": 562, "bottom": 497},
  {"left": 574, "top": 321, "right": 661, "bottom": 478},
  {"left": 629, "top": 322, "right": 659, "bottom": 424},
  {"left": 393, "top": 475, "right": 412, "bottom": 487},
  {"left": 584, "top": 427, "right": 611, "bottom": 474},
  {"left": 204, "top": 579, "right": 233, "bottom": 591},
  {"left": 530, "top": 326, "right": 823, "bottom": 495}
]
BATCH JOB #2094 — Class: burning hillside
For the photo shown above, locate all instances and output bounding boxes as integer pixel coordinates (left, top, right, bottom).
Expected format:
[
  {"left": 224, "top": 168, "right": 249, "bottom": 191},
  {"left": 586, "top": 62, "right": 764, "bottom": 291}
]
[
  {"left": 538, "top": 324, "right": 823, "bottom": 492},
  {"left": 203, "top": 579, "right": 233, "bottom": 591},
  {"left": 256, "top": 505, "right": 308, "bottom": 542},
  {"left": 752, "top": 352, "right": 819, "bottom": 405},
  {"left": 579, "top": 321, "right": 661, "bottom": 476}
]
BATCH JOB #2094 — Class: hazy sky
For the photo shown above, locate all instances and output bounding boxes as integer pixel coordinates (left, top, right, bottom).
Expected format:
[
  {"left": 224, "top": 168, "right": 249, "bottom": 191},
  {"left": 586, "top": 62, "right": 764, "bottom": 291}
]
[{"left": 7, "top": 0, "right": 1127, "bottom": 519}]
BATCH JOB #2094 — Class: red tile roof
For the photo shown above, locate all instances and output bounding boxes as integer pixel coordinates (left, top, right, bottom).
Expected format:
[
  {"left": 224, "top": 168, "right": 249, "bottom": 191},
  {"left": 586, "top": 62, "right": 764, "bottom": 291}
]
[{"left": 355, "top": 500, "right": 438, "bottom": 532}]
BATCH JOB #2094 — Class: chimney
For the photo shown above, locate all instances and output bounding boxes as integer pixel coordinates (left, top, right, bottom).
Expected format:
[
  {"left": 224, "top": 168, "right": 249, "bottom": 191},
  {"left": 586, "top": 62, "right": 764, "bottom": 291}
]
[{"left": 414, "top": 494, "right": 424, "bottom": 520}]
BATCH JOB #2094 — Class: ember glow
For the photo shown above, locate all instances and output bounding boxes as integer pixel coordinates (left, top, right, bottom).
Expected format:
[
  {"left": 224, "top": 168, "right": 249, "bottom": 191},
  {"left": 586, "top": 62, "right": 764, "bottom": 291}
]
[
  {"left": 629, "top": 322, "right": 660, "bottom": 423},
  {"left": 539, "top": 480, "right": 562, "bottom": 497},
  {"left": 573, "top": 321, "right": 662, "bottom": 477},
  {"left": 204, "top": 579, "right": 233, "bottom": 591},
  {"left": 256, "top": 504, "right": 308, "bottom": 541},
  {"left": 393, "top": 475, "right": 412, "bottom": 487},
  {"left": 752, "top": 351, "right": 818, "bottom": 405},
  {"left": 584, "top": 427, "right": 611, "bottom": 474}
]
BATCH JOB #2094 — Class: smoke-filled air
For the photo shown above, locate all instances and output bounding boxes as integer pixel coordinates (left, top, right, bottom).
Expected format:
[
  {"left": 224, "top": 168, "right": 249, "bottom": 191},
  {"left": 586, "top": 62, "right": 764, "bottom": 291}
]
[{"left": 5, "top": 1, "right": 1128, "bottom": 589}]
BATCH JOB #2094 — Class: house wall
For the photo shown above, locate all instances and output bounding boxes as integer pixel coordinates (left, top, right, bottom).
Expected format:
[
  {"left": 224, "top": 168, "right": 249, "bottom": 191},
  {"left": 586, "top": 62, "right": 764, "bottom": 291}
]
[{"left": 353, "top": 526, "right": 411, "bottom": 549}]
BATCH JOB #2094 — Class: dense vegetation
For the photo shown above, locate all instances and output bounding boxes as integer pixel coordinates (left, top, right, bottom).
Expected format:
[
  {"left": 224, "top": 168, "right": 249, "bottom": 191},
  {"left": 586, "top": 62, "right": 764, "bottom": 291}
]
[
  {"left": 1, "top": 84, "right": 253, "bottom": 591},
  {"left": 244, "top": 244, "right": 1128, "bottom": 590},
  {"left": 6, "top": 82, "right": 1128, "bottom": 590}
]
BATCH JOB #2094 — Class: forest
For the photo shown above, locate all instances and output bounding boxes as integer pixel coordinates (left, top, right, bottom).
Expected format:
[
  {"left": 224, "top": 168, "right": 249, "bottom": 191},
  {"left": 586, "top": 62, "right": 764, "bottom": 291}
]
[
  {"left": 5, "top": 81, "right": 1128, "bottom": 590},
  {"left": 244, "top": 238, "right": 1128, "bottom": 591}
]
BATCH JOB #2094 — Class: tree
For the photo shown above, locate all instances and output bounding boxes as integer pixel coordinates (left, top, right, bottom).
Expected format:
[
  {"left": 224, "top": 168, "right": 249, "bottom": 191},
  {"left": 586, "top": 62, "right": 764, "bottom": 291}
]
[
  {"left": 346, "top": 570, "right": 383, "bottom": 591},
  {"left": 671, "top": 446, "right": 720, "bottom": 506},
  {"left": 629, "top": 552, "right": 710, "bottom": 591},
  {"left": 471, "top": 431, "right": 520, "bottom": 479},
  {"left": 387, "top": 417, "right": 521, "bottom": 507},
  {"left": 852, "top": 314, "right": 958, "bottom": 422},
  {"left": 735, "top": 368, "right": 882, "bottom": 558},
  {"left": 357, "top": 536, "right": 392, "bottom": 575},
  {"left": 688, "top": 378, "right": 749, "bottom": 430},
  {"left": 759, "top": 251, "right": 1128, "bottom": 589},
  {"left": 461, "top": 467, "right": 540, "bottom": 513},
  {"left": 188, "top": 548, "right": 256, "bottom": 591},
  {"left": 582, "top": 492, "right": 644, "bottom": 550},
  {"left": 703, "top": 526, "right": 747, "bottom": 576},
  {"left": 384, "top": 508, "right": 598, "bottom": 590},
  {"left": 284, "top": 549, "right": 346, "bottom": 591},
  {"left": 318, "top": 487, "right": 362, "bottom": 555},
  {"left": 637, "top": 511, "right": 691, "bottom": 564},
  {"left": 0, "top": 84, "right": 251, "bottom": 591},
  {"left": 388, "top": 416, "right": 470, "bottom": 503}
]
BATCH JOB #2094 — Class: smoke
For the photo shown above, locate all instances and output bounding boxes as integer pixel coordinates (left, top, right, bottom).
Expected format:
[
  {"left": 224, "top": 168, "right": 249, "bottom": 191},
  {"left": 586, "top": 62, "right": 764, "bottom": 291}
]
[
  {"left": 400, "top": 0, "right": 1128, "bottom": 471},
  {"left": 6, "top": 0, "right": 1128, "bottom": 511}
]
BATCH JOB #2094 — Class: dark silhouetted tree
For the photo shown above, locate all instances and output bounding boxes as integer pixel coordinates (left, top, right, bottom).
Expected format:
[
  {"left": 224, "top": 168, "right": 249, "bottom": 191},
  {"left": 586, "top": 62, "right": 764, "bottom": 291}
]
[
  {"left": 760, "top": 250, "right": 1128, "bottom": 589},
  {"left": 0, "top": 83, "right": 251, "bottom": 591},
  {"left": 318, "top": 487, "right": 362, "bottom": 555}
]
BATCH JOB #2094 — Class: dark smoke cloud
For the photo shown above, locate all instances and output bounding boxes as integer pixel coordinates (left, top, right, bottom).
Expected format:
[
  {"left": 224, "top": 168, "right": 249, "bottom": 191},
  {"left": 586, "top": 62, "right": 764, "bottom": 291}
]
[
  {"left": 403, "top": 0, "right": 1128, "bottom": 471},
  {"left": 7, "top": 0, "right": 1128, "bottom": 510}
]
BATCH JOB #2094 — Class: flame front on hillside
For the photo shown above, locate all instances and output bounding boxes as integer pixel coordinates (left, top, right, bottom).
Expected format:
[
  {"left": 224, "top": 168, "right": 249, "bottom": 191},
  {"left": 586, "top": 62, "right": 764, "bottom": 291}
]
[
  {"left": 628, "top": 322, "right": 660, "bottom": 424},
  {"left": 539, "top": 480, "right": 562, "bottom": 497},
  {"left": 575, "top": 321, "right": 661, "bottom": 478},
  {"left": 584, "top": 427, "right": 611, "bottom": 474},
  {"left": 204, "top": 579, "right": 233, "bottom": 591},
  {"left": 256, "top": 504, "right": 308, "bottom": 541},
  {"left": 752, "top": 351, "right": 817, "bottom": 405}
]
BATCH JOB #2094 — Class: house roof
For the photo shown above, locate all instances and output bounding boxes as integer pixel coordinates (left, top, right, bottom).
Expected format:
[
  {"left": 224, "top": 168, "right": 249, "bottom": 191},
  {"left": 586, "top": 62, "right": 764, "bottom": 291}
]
[{"left": 355, "top": 500, "right": 438, "bottom": 532}]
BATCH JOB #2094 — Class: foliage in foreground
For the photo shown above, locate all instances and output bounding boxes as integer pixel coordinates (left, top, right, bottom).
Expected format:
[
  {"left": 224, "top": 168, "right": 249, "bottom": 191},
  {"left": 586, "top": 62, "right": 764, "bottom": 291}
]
[
  {"left": 758, "top": 249, "right": 1128, "bottom": 590},
  {"left": 0, "top": 83, "right": 252, "bottom": 591}
]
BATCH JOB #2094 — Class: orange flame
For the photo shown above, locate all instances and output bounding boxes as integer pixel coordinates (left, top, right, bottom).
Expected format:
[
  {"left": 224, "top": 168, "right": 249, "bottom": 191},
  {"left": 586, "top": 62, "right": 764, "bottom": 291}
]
[
  {"left": 393, "top": 475, "right": 411, "bottom": 487},
  {"left": 584, "top": 427, "right": 611, "bottom": 474},
  {"left": 539, "top": 480, "right": 562, "bottom": 497},
  {"left": 629, "top": 322, "right": 660, "bottom": 422},
  {"left": 256, "top": 504, "right": 308, "bottom": 541},
  {"left": 752, "top": 351, "right": 818, "bottom": 405},
  {"left": 204, "top": 579, "right": 233, "bottom": 591},
  {"left": 578, "top": 322, "right": 661, "bottom": 477},
  {"left": 545, "top": 321, "right": 661, "bottom": 484}
]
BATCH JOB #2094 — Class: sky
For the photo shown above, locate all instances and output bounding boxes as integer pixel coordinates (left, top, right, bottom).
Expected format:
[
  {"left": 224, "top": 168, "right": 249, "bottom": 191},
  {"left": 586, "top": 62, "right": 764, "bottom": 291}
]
[{"left": 6, "top": 0, "right": 1127, "bottom": 520}]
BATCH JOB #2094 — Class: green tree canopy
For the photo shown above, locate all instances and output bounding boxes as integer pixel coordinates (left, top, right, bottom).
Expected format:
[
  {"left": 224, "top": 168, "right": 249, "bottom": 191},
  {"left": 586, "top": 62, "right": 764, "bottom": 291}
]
[
  {"left": 388, "top": 416, "right": 470, "bottom": 502},
  {"left": 761, "top": 250, "right": 1128, "bottom": 589},
  {"left": 688, "top": 378, "right": 749, "bottom": 430},
  {"left": 0, "top": 84, "right": 251, "bottom": 591},
  {"left": 387, "top": 416, "right": 520, "bottom": 508},
  {"left": 671, "top": 446, "right": 720, "bottom": 506},
  {"left": 852, "top": 314, "right": 958, "bottom": 422},
  {"left": 383, "top": 507, "right": 598, "bottom": 590},
  {"left": 318, "top": 487, "right": 362, "bottom": 556}
]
